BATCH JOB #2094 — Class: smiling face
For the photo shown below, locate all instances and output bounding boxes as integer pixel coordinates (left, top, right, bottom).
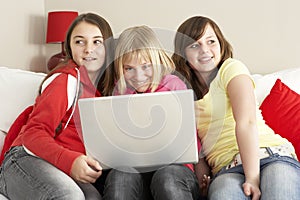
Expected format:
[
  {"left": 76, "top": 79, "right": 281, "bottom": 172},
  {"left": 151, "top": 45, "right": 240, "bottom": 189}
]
[
  {"left": 70, "top": 21, "right": 105, "bottom": 83},
  {"left": 184, "top": 24, "right": 221, "bottom": 74},
  {"left": 123, "top": 54, "right": 153, "bottom": 93}
]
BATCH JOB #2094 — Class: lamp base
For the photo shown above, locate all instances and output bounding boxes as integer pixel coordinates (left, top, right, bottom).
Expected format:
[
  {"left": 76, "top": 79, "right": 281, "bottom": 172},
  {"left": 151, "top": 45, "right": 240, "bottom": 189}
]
[{"left": 47, "top": 52, "right": 66, "bottom": 71}]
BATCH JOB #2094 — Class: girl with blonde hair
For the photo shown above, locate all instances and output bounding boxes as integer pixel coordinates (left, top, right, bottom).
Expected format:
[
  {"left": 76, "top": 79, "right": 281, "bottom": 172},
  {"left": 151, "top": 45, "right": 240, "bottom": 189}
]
[{"left": 103, "top": 25, "right": 203, "bottom": 200}]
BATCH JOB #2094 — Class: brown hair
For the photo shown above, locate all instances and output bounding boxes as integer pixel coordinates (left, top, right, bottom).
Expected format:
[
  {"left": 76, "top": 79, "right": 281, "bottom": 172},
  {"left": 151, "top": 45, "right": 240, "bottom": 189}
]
[
  {"left": 45, "top": 12, "right": 115, "bottom": 96},
  {"left": 172, "top": 16, "right": 233, "bottom": 99}
]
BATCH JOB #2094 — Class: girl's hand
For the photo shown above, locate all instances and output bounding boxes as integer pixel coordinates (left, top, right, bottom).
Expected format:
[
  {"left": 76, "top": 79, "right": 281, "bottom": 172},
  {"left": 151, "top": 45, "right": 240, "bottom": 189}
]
[
  {"left": 71, "top": 155, "right": 102, "bottom": 183},
  {"left": 200, "top": 174, "right": 211, "bottom": 197},
  {"left": 243, "top": 181, "right": 261, "bottom": 200},
  {"left": 194, "top": 157, "right": 211, "bottom": 197}
]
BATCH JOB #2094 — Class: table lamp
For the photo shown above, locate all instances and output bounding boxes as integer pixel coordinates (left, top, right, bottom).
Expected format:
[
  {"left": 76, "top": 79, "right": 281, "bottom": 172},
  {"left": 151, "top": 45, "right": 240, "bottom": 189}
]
[{"left": 46, "top": 11, "right": 78, "bottom": 71}]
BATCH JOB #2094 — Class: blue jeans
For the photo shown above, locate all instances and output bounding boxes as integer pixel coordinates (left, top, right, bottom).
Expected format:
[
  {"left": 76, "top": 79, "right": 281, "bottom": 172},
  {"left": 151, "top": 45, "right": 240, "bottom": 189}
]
[
  {"left": 103, "top": 164, "right": 202, "bottom": 200},
  {"left": 208, "top": 154, "right": 300, "bottom": 200},
  {"left": 0, "top": 146, "right": 102, "bottom": 200}
]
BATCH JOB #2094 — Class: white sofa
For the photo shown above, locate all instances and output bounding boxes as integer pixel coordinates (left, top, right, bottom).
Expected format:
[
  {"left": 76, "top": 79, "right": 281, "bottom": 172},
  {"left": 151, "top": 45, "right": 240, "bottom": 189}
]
[
  {"left": 0, "top": 67, "right": 46, "bottom": 200},
  {"left": 0, "top": 66, "right": 299, "bottom": 199},
  {"left": 1, "top": 65, "right": 300, "bottom": 135},
  {"left": 0, "top": 67, "right": 46, "bottom": 144},
  {"left": 1, "top": 65, "right": 300, "bottom": 149}
]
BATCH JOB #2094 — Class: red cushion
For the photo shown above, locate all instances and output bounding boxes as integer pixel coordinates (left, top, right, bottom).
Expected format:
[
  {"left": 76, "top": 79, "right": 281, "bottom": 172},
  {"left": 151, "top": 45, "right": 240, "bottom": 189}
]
[
  {"left": 0, "top": 106, "right": 33, "bottom": 165},
  {"left": 260, "top": 79, "right": 300, "bottom": 159}
]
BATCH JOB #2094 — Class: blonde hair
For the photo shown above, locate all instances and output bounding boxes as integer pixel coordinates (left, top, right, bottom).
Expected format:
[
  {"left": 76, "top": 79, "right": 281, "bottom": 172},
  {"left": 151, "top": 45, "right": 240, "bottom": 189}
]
[{"left": 115, "top": 25, "right": 175, "bottom": 94}]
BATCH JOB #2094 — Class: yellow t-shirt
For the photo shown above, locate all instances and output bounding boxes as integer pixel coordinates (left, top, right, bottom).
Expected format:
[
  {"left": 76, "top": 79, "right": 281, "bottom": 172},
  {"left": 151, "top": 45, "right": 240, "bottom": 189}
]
[{"left": 196, "top": 58, "right": 292, "bottom": 175}]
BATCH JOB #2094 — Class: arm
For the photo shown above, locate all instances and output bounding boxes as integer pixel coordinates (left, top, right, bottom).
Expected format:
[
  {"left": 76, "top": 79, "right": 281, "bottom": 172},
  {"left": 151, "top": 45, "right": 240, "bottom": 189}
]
[
  {"left": 227, "top": 74, "right": 261, "bottom": 200},
  {"left": 21, "top": 73, "right": 82, "bottom": 172},
  {"left": 22, "top": 73, "right": 103, "bottom": 182}
]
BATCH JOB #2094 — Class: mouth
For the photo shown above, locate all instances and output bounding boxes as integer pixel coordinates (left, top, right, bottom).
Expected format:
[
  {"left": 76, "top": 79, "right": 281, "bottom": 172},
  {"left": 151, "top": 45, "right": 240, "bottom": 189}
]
[
  {"left": 132, "top": 78, "right": 149, "bottom": 85},
  {"left": 199, "top": 55, "right": 213, "bottom": 61},
  {"left": 83, "top": 57, "right": 97, "bottom": 61},
  {"left": 136, "top": 81, "right": 147, "bottom": 85},
  {"left": 198, "top": 56, "right": 213, "bottom": 64},
  {"left": 131, "top": 79, "right": 150, "bottom": 90}
]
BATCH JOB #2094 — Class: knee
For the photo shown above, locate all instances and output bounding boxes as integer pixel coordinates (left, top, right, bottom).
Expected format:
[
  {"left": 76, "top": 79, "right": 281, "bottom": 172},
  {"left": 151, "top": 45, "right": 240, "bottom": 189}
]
[
  {"left": 104, "top": 170, "right": 143, "bottom": 199},
  {"left": 106, "top": 169, "right": 143, "bottom": 185},
  {"left": 151, "top": 165, "right": 200, "bottom": 199},
  {"left": 152, "top": 165, "right": 175, "bottom": 185},
  {"left": 260, "top": 161, "right": 300, "bottom": 198},
  {"left": 151, "top": 165, "right": 191, "bottom": 187},
  {"left": 208, "top": 173, "right": 246, "bottom": 200},
  {"left": 54, "top": 184, "right": 85, "bottom": 200}
]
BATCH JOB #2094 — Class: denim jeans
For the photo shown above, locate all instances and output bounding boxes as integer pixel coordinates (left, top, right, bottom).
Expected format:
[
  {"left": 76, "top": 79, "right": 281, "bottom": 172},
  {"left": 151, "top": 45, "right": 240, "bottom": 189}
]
[
  {"left": 0, "top": 146, "right": 102, "bottom": 200},
  {"left": 103, "top": 164, "right": 202, "bottom": 200},
  {"left": 208, "top": 154, "right": 300, "bottom": 200}
]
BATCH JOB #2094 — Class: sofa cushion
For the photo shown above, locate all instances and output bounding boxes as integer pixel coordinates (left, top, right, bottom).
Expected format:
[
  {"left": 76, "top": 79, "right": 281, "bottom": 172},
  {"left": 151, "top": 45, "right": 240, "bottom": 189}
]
[
  {"left": 260, "top": 79, "right": 300, "bottom": 158},
  {"left": 0, "top": 67, "right": 46, "bottom": 133},
  {"left": 253, "top": 67, "right": 300, "bottom": 106}
]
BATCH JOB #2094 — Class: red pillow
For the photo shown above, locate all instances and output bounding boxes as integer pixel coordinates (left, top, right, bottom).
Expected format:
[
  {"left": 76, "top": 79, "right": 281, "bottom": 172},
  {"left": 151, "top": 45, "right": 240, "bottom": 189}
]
[
  {"left": 260, "top": 79, "right": 300, "bottom": 158},
  {"left": 0, "top": 106, "right": 33, "bottom": 165}
]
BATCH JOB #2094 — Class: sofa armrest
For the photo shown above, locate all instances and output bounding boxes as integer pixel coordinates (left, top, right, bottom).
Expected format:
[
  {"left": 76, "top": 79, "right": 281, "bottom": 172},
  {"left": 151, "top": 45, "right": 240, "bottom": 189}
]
[{"left": 0, "top": 67, "right": 46, "bottom": 133}]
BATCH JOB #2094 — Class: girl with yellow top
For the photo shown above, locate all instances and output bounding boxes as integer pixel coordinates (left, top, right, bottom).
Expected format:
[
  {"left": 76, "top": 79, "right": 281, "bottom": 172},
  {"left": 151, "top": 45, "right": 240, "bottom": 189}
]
[{"left": 172, "top": 16, "right": 300, "bottom": 200}]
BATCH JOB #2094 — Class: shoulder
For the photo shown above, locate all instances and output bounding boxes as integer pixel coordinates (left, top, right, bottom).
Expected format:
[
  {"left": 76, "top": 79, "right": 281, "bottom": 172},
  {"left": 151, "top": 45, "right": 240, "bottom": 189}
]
[
  {"left": 41, "top": 71, "right": 77, "bottom": 94},
  {"left": 219, "top": 58, "right": 252, "bottom": 87},
  {"left": 159, "top": 74, "right": 187, "bottom": 90},
  {"left": 220, "top": 58, "right": 250, "bottom": 76},
  {"left": 52, "top": 60, "right": 78, "bottom": 77}
]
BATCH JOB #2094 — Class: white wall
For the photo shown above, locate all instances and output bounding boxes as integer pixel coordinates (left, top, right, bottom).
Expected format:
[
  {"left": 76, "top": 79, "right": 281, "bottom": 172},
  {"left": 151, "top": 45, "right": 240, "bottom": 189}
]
[
  {"left": 44, "top": 0, "right": 300, "bottom": 74},
  {"left": 0, "top": 0, "right": 45, "bottom": 72},
  {"left": 1, "top": 0, "right": 300, "bottom": 74}
]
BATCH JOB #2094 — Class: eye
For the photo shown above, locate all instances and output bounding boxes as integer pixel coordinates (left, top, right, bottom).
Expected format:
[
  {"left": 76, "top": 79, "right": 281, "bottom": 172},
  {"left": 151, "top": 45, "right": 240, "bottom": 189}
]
[
  {"left": 124, "top": 66, "right": 133, "bottom": 72},
  {"left": 75, "top": 40, "right": 85, "bottom": 45},
  {"left": 208, "top": 40, "right": 215, "bottom": 45},
  {"left": 142, "top": 64, "right": 152, "bottom": 70},
  {"left": 94, "top": 39, "right": 104, "bottom": 45},
  {"left": 189, "top": 43, "right": 199, "bottom": 49}
]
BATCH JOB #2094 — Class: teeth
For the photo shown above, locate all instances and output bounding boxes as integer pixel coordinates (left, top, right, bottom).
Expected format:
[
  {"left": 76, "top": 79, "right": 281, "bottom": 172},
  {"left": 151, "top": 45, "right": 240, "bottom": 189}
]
[
  {"left": 83, "top": 57, "right": 95, "bottom": 61},
  {"left": 199, "top": 57, "right": 211, "bottom": 62},
  {"left": 133, "top": 80, "right": 147, "bottom": 85}
]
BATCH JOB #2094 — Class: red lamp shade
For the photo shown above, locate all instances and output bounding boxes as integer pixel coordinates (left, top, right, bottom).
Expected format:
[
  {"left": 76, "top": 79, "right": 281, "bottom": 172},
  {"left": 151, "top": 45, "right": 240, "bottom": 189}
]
[
  {"left": 46, "top": 11, "right": 78, "bottom": 43},
  {"left": 46, "top": 11, "right": 78, "bottom": 71}
]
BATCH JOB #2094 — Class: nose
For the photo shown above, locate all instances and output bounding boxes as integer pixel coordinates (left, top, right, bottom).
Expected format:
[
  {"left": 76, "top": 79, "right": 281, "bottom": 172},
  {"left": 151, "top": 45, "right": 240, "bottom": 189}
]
[
  {"left": 199, "top": 44, "right": 209, "bottom": 53},
  {"left": 134, "top": 68, "right": 145, "bottom": 81},
  {"left": 84, "top": 42, "right": 94, "bottom": 54}
]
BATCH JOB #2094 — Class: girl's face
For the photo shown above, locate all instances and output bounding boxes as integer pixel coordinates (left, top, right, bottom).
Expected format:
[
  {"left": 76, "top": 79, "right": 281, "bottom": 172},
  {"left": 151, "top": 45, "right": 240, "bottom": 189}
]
[
  {"left": 70, "top": 21, "right": 105, "bottom": 83},
  {"left": 123, "top": 56, "right": 153, "bottom": 93},
  {"left": 184, "top": 24, "right": 221, "bottom": 73}
]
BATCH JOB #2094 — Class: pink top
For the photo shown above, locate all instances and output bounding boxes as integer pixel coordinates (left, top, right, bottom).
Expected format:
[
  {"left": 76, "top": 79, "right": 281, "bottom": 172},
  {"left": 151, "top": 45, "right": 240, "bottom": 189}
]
[{"left": 115, "top": 74, "right": 200, "bottom": 171}]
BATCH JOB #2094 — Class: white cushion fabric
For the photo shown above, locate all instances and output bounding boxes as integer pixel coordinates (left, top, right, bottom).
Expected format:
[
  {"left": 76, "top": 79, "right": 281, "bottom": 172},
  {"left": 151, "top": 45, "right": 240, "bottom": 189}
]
[
  {"left": 0, "top": 130, "right": 6, "bottom": 149},
  {"left": 0, "top": 194, "right": 8, "bottom": 200},
  {"left": 253, "top": 67, "right": 300, "bottom": 106},
  {"left": 0, "top": 66, "right": 299, "bottom": 137},
  {"left": 0, "top": 67, "right": 46, "bottom": 133}
]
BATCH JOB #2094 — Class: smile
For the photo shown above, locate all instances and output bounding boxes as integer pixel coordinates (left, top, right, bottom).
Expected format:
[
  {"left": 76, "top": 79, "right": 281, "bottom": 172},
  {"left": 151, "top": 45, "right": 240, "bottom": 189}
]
[
  {"left": 198, "top": 56, "right": 213, "bottom": 62},
  {"left": 83, "top": 57, "right": 96, "bottom": 61},
  {"left": 132, "top": 79, "right": 149, "bottom": 85},
  {"left": 136, "top": 81, "right": 146, "bottom": 85}
]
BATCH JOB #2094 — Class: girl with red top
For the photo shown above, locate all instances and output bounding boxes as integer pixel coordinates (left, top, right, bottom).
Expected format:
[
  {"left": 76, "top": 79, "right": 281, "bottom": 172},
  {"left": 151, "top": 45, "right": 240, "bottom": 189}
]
[
  {"left": 103, "top": 25, "right": 203, "bottom": 200},
  {"left": 0, "top": 13, "right": 115, "bottom": 199}
]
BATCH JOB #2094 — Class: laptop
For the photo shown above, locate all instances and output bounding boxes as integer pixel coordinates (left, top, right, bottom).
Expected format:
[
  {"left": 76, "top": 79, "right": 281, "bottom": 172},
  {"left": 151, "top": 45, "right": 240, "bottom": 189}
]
[{"left": 78, "top": 89, "right": 198, "bottom": 171}]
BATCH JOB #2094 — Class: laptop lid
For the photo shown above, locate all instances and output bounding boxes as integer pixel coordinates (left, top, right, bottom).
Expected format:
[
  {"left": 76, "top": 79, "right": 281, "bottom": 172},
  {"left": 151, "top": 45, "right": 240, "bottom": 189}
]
[{"left": 78, "top": 89, "right": 198, "bottom": 171}]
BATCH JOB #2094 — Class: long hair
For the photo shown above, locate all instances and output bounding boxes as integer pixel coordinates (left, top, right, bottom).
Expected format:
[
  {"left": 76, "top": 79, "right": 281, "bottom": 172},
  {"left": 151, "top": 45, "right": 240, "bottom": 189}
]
[
  {"left": 172, "top": 16, "right": 233, "bottom": 99},
  {"left": 48, "top": 12, "right": 115, "bottom": 96},
  {"left": 114, "top": 25, "right": 175, "bottom": 94}
]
